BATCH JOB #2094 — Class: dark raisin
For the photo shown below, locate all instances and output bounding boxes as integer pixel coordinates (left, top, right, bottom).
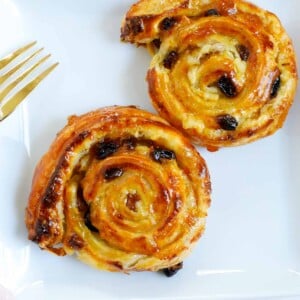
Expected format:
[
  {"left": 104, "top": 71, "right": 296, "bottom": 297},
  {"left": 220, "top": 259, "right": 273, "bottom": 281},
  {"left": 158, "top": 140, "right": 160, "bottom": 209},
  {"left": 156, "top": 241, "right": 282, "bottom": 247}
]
[
  {"left": 162, "top": 262, "right": 183, "bottom": 277},
  {"left": 78, "top": 131, "right": 89, "bottom": 140},
  {"left": 84, "top": 210, "right": 99, "bottom": 233},
  {"left": 217, "top": 75, "right": 237, "bottom": 98},
  {"left": 77, "top": 186, "right": 88, "bottom": 214},
  {"left": 104, "top": 167, "right": 123, "bottom": 180},
  {"left": 204, "top": 9, "right": 220, "bottom": 16},
  {"left": 217, "top": 114, "right": 238, "bottom": 131},
  {"left": 128, "top": 17, "right": 144, "bottom": 35},
  {"left": 123, "top": 138, "right": 137, "bottom": 150},
  {"left": 152, "top": 38, "right": 162, "bottom": 49},
  {"left": 270, "top": 76, "right": 281, "bottom": 98},
  {"left": 68, "top": 234, "right": 85, "bottom": 250},
  {"left": 163, "top": 51, "right": 179, "bottom": 69},
  {"left": 236, "top": 44, "right": 250, "bottom": 61},
  {"left": 159, "top": 17, "right": 178, "bottom": 31},
  {"left": 42, "top": 185, "right": 56, "bottom": 207},
  {"left": 151, "top": 148, "right": 175, "bottom": 162},
  {"left": 126, "top": 193, "right": 140, "bottom": 212},
  {"left": 110, "top": 261, "right": 124, "bottom": 270},
  {"left": 95, "top": 141, "right": 118, "bottom": 159},
  {"left": 33, "top": 220, "right": 50, "bottom": 242}
]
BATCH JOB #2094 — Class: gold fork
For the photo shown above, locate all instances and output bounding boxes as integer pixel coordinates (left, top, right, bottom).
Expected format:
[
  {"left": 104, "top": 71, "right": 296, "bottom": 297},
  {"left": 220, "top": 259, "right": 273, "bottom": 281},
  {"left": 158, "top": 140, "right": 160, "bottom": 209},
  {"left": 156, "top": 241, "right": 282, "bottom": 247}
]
[{"left": 0, "top": 41, "right": 58, "bottom": 121}]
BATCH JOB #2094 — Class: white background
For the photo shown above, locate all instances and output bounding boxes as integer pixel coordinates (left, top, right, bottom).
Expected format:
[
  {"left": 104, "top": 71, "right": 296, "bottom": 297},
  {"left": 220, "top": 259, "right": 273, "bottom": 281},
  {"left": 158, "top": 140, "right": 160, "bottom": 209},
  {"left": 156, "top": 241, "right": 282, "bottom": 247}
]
[{"left": 0, "top": 0, "right": 299, "bottom": 299}]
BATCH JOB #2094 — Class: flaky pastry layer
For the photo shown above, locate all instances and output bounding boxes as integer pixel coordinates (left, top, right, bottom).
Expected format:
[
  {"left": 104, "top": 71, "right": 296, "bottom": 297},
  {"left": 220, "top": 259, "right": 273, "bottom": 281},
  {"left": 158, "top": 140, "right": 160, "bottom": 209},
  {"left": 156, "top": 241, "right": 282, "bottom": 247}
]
[
  {"left": 26, "top": 106, "right": 211, "bottom": 272},
  {"left": 121, "top": 0, "right": 298, "bottom": 150}
]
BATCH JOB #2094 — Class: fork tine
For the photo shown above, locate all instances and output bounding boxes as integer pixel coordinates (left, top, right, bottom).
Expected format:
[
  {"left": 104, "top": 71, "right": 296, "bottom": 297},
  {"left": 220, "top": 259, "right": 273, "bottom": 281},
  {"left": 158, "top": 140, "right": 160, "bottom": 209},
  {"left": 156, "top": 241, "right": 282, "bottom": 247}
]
[
  {"left": 0, "top": 54, "right": 51, "bottom": 103},
  {"left": 0, "top": 48, "right": 44, "bottom": 85},
  {"left": 0, "top": 62, "right": 59, "bottom": 121},
  {"left": 0, "top": 41, "right": 37, "bottom": 70}
]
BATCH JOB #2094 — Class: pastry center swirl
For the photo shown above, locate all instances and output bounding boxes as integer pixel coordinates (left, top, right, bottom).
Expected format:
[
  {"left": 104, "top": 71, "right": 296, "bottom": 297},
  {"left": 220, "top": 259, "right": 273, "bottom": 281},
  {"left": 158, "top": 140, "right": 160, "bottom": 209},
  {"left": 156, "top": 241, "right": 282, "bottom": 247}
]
[
  {"left": 160, "top": 17, "right": 269, "bottom": 108},
  {"left": 186, "top": 38, "right": 248, "bottom": 99},
  {"left": 70, "top": 138, "right": 184, "bottom": 256},
  {"left": 26, "top": 106, "right": 211, "bottom": 271}
]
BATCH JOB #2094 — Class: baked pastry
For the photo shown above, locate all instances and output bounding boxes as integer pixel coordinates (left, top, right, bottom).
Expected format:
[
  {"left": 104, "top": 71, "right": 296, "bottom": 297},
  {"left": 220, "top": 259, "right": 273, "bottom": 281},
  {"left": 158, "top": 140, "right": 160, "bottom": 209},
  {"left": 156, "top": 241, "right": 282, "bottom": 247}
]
[
  {"left": 121, "top": 0, "right": 237, "bottom": 52},
  {"left": 121, "top": 0, "right": 298, "bottom": 150},
  {"left": 25, "top": 106, "right": 211, "bottom": 273}
]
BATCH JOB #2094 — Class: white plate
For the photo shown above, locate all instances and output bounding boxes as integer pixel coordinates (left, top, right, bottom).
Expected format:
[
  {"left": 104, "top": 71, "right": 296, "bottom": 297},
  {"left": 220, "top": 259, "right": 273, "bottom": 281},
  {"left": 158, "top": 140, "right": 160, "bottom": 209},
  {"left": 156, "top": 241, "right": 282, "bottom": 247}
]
[{"left": 0, "top": 1, "right": 299, "bottom": 299}]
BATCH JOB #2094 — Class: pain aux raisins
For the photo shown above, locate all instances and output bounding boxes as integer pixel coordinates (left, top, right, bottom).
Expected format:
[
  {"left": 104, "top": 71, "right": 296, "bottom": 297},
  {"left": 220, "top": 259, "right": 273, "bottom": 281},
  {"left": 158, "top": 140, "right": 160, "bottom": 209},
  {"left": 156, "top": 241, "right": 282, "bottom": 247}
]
[
  {"left": 104, "top": 167, "right": 124, "bottom": 180},
  {"left": 151, "top": 148, "right": 175, "bottom": 162},
  {"left": 159, "top": 17, "right": 178, "bottom": 31},
  {"left": 163, "top": 51, "right": 179, "bottom": 69},
  {"left": 270, "top": 76, "right": 281, "bottom": 98},
  {"left": 217, "top": 114, "right": 238, "bottom": 131},
  {"left": 217, "top": 75, "right": 238, "bottom": 98},
  {"left": 162, "top": 262, "right": 183, "bottom": 277}
]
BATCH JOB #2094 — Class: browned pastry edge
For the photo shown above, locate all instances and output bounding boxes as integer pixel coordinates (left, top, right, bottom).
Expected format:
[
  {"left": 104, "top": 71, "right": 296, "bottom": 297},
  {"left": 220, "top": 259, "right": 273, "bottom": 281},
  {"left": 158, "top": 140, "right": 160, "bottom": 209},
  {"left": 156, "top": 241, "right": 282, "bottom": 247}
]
[
  {"left": 120, "top": 0, "right": 298, "bottom": 149},
  {"left": 25, "top": 106, "right": 211, "bottom": 272}
]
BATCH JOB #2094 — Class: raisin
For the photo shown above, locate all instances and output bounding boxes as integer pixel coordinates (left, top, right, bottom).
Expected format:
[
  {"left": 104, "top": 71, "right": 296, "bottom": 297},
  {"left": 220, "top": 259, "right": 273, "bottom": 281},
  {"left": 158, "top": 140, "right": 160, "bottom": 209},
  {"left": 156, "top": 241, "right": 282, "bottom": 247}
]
[
  {"left": 111, "top": 261, "right": 123, "bottom": 270},
  {"left": 84, "top": 210, "right": 99, "bottom": 233},
  {"left": 42, "top": 185, "right": 56, "bottom": 207},
  {"left": 152, "top": 38, "right": 162, "bottom": 49},
  {"left": 151, "top": 148, "right": 175, "bottom": 162},
  {"left": 159, "top": 17, "right": 178, "bottom": 30},
  {"left": 104, "top": 167, "right": 123, "bottom": 180},
  {"left": 217, "top": 114, "right": 238, "bottom": 131},
  {"left": 68, "top": 234, "right": 85, "bottom": 250},
  {"left": 236, "top": 44, "right": 250, "bottom": 61},
  {"left": 128, "top": 17, "right": 144, "bottom": 35},
  {"left": 270, "top": 76, "right": 281, "bottom": 98},
  {"left": 204, "top": 9, "right": 220, "bottom": 16},
  {"left": 123, "top": 137, "right": 137, "bottom": 150},
  {"left": 163, "top": 51, "right": 179, "bottom": 69},
  {"left": 126, "top": 193, "right": 140, "bottom": 212},
  {"left": 77, "top": 186, "right": 88, "bottom": 214},
  {"left": 162, "top": 262, "right": 183, "bottom": 277},
  {"left": 33, "top": 220, "right": 50, "bottom": 242},
  {"left": 217, "top": 75, "right": 237, "bottom": 98},
  {"left": 95, "top": 141, "right": 118, "bottom": 159}
]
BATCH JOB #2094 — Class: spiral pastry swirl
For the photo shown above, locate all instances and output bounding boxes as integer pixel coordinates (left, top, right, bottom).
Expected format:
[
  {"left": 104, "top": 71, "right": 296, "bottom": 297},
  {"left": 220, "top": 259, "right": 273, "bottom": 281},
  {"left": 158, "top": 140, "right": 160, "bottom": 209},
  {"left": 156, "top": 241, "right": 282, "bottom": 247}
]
[
  {"left": 121, "top": 0, "right": 237, "bottom": 50},
  {"left": 121, "top": 0, "right": 298, "bottom": 149},
  {"left": 26, "top": 106, "right": 211, "bottom": 272}
]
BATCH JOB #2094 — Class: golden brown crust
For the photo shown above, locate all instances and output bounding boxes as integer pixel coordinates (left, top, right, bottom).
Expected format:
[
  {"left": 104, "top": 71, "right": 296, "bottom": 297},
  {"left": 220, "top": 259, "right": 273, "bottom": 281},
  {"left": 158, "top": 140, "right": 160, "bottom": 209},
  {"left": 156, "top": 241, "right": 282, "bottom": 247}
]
[
  {"left": 121, "top": 0, "right": 236, "bottom": 46},
  {"left": 122, "top": 0, "right": 298, "bottom": 149},
  {"left": 25, "top": 106, "right": 211, "bottom": 272}
]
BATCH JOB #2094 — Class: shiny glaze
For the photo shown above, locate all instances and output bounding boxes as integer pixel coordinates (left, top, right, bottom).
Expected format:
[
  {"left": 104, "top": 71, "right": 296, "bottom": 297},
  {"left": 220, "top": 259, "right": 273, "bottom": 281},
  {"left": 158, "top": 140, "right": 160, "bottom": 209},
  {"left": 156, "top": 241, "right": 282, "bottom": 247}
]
[
  {"left": 146, "top": 0, "right": 297, "bottom": 149},
  {"left": 26, "top": 106, "right": 211, "bottom": 272}
]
